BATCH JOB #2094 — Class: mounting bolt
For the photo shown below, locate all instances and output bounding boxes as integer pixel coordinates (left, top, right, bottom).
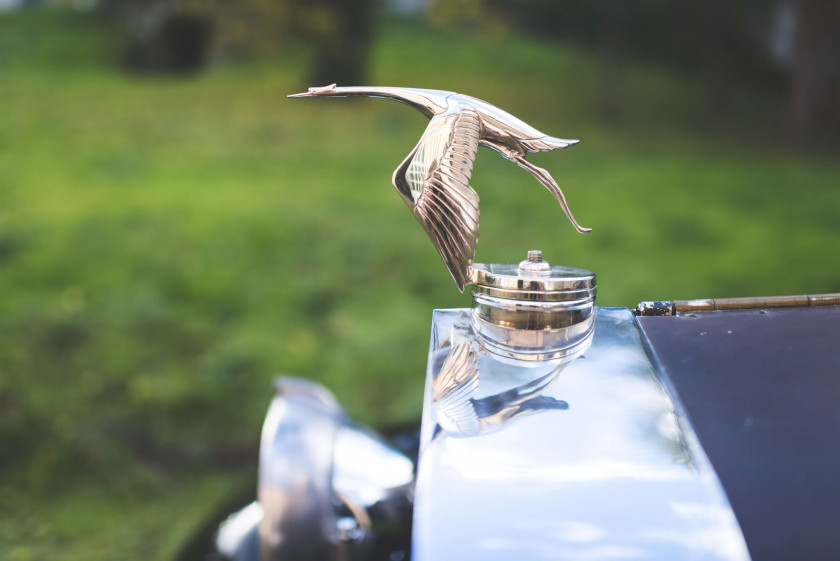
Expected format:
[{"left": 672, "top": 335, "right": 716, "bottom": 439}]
[{"left": 519, "top": 250, "right": 551, "bottom": 273}]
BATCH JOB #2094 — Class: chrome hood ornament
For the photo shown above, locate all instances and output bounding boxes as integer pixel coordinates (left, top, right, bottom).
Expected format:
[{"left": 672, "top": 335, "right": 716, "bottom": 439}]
[
  {"left": 209, "top": 84, "right": 755, "bottom": 561},
  {"left": 288, "top": 84, "right": 590, "bottom": 291}
]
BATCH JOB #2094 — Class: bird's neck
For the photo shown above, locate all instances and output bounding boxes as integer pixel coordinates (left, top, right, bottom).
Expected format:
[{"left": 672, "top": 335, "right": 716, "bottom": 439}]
[{"left": 318, "top": 86, "right": 451, "bottom": 118}]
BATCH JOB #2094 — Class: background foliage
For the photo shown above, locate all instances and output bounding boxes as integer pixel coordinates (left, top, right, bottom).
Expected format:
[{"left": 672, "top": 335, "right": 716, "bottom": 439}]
[{"left": 1, "top": 6, "right": 839, "bottom": 560}]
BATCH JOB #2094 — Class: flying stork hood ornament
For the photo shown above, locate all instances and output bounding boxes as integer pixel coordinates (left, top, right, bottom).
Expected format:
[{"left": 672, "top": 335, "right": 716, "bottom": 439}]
[
  {"left": 212, "top": 84, "right": 750, "bottom": 561},
  {"left": 288, "top": 84, "right": 591, "bottom": 291}
]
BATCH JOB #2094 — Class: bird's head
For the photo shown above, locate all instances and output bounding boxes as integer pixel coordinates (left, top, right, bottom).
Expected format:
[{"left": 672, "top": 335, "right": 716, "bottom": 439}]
[{"left": 287, "top": 84, "right": 340, "bottom": 98}]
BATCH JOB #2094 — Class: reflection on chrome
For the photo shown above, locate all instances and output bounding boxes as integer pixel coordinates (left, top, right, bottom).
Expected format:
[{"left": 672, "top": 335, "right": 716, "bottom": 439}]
[
  {"left": 432, "top": 341, "right": 481, "bottom": 436},
  {"left": 414, "top": 308, "right": 751, "bottom": 561},
  {"left": 257, "top": 378, "right": 414, "bottom": 561},
  {"left": 432, "top": 318, "right": 593, "bottom": 438},
  {"left": 216, "top": 501, "right": 262, "bottom": 560}
]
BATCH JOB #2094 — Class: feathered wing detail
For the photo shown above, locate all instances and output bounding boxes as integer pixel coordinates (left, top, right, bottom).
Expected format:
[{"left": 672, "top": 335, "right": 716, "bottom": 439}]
[
  {"left": 392, "top": 109, "right": 481, "bottom": 291},
  {"left": 520, "top": 135, "right": 579, "bottom": 153},
  {"left": 432, "top": 342, "right": 481, "bottom": 436}
]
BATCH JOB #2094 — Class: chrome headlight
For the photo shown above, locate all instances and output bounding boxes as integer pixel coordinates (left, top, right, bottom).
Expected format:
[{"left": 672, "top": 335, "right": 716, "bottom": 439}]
[{"left": 257, "top": 378, "right": 414, "bottom": 561}]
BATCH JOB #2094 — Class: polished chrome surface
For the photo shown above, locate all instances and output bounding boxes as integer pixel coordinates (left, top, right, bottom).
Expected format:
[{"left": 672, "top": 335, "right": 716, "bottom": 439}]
[
  {"left": 636, "top": 293, "right": 840, "bottom": 316},
  {"left": 258, "top": 377, "right": 414, "bottom": 561},
  {"left": 673, "top": 293, "right": 840, "bottom": 313},
  {"left": 468, "top": 253, "right": 596, "bottom": 361},
  {"left": 432, "top": 317, "right": 592, "bottom": 437},
  {"left": 216, "top": 501, "right": 261, "bottom": 561},
  {"left": 288, "top": 85, "right": 590, "bottom": 291},
  {"left": 414, "top": 307, "right": 751, "bottom": 561},
  {"left": 635, "top": 300, "right": 675, "bottom": 316},
  {"left": 470, "top": 260, "right": 596, "bottom": 302},
  {"left": 517, "top": 249, "right": 552, "bottom": 273},
  {"left": 472, "top": 294, "right": 595, "bottom": 362}
]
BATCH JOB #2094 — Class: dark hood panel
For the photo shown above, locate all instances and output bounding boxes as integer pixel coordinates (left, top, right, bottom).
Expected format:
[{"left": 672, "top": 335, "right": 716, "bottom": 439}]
[{"left": 638, "top": 306, "right": 840, "bottom": 561}]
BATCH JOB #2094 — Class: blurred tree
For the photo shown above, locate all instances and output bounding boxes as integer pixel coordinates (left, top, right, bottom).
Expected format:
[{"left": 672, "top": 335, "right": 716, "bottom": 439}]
[
  {"left": 181, "top": 0, "right": 290, "bottom": 56},
  {"left": 427, "top": 0, "right": 510, "bottom": 37},
  {"left": 595, "top": 1, "right": 625, "bottom": 121},
  {"left": 303, "top": 0, "right": 375, "bottom": 85},
  {"left": 104, "top": 0, "right": 215, "bottom": 73},
  {"left": 105, "top": 0, "right": 376, "bottom": 83},
  {"left": 493, "top": 0, "right": 839, "bottom": 150},
  {"left": 427, "top": 0, "right": 482, "bottom": 26},
  {"left": 124, "top": 13, "right": 214, "bottom": 73},
  {"left": 789, "top": 0, "right": 840, "bottom": 148}
]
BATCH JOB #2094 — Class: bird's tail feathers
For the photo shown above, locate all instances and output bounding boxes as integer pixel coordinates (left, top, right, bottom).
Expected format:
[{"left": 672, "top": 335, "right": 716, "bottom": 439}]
[{"left": 525, "top": 136, "right": 579, "bottom": 153}]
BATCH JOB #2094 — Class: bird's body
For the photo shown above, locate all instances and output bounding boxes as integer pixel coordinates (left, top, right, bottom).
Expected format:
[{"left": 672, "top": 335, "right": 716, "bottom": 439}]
[{"left": 289, "top": 85, "right": 590, "bottom": 291}]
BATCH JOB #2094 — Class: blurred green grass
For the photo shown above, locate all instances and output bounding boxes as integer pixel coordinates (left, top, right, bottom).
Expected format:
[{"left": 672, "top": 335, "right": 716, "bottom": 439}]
[{"left": 1, "top": 9, "right": 839, "bottom": 561}]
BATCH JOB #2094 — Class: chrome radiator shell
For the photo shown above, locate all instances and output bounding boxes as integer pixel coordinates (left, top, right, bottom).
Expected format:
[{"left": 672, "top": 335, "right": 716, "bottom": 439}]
[{"left": 412, "top": 307, "right": 750, "bottom": 561}]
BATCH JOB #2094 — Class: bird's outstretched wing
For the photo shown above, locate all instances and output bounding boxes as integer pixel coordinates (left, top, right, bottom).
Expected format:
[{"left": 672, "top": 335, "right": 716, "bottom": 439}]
[{"left": 392, "top": 109, "right": 481, "bottom": 291}]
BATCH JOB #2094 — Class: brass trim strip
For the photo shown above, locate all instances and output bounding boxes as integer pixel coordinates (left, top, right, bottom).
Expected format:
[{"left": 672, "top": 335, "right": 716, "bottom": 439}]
[{"left": 673, "top": 293, "right": 840, "bottom": 313}]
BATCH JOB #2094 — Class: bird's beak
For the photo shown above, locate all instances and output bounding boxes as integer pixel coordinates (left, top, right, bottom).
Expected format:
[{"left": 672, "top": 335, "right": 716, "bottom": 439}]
[{"left": 288, "top": 84, "right": 339, "bottom": 99}]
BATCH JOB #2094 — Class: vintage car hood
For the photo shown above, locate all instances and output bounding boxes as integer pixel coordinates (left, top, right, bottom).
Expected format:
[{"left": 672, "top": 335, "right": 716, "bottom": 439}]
[{"left": 413, "top": 307, "right": 750, "bottom": 561}]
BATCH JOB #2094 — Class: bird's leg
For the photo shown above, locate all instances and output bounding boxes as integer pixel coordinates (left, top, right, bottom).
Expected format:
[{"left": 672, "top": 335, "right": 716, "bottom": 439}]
[{"left": 513, "top": 156, "right": 591, "bottom": 233}]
